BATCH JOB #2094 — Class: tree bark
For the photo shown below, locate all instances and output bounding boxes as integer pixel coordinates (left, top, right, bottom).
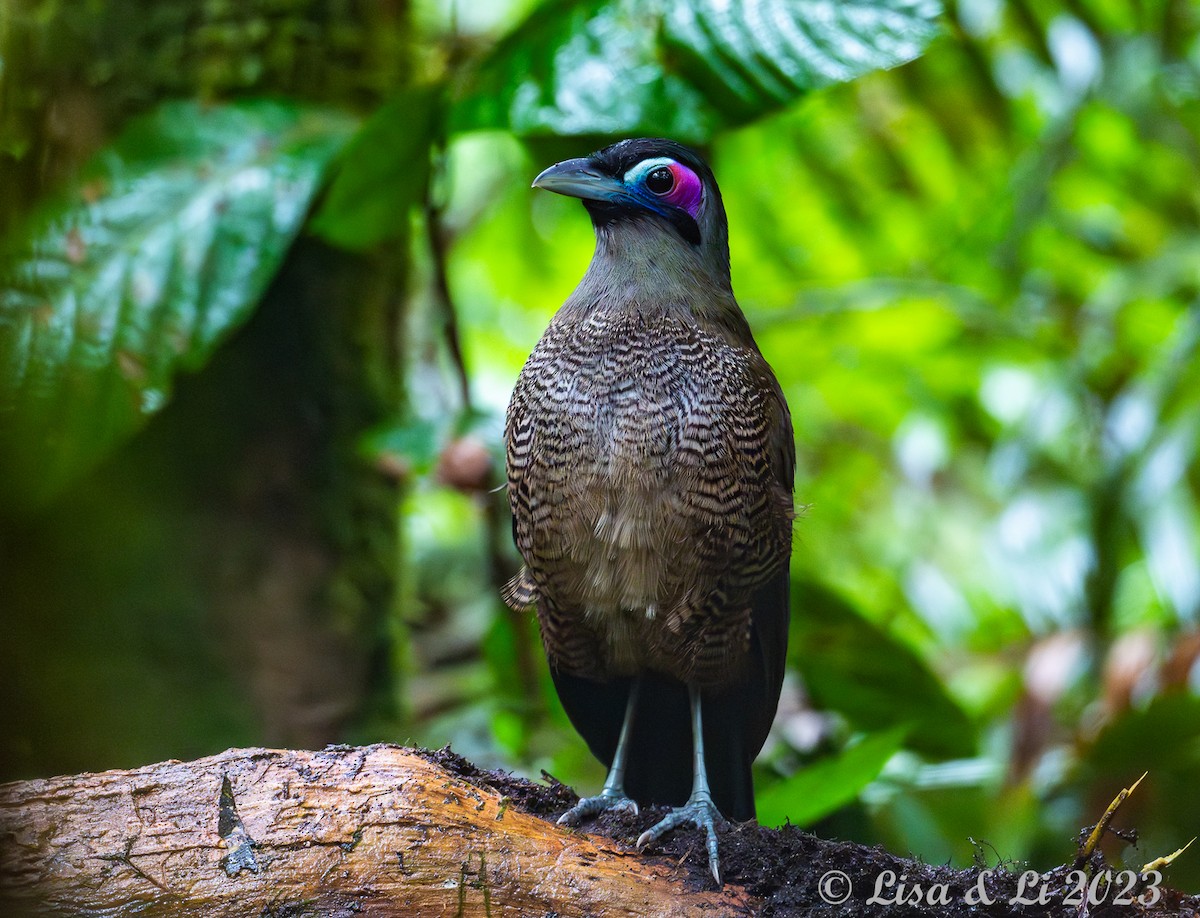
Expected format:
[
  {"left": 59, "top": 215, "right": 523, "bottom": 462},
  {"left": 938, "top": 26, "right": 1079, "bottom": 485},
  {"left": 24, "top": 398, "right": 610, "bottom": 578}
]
[
  {"left": 0, "top": 745, "right": 754, "bottom": 917},
  {"left": 3, "top": 745, "right": 1198, "bottom": 917}
]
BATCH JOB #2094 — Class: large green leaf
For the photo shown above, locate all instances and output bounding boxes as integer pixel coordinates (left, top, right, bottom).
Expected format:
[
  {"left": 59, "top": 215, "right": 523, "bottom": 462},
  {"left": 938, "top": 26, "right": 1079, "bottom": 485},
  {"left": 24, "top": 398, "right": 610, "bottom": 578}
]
[
  {"left": 0, "top": 100, "right": 355, "bottom": 505},
  {"left": 452, "top": 0, "right": 943, "bottom": 140},
  {"left": 792, "top": 582, "right": 977, "bottom": 759},
  {"left": 757, "top": 726, "right": 908, "bottom": 827},
  {"left": 1086, "top": 694, "right": 1200, "bottom": 776},
  {"left": 310, "top": 87, "right": 440, "bottom": 251}
]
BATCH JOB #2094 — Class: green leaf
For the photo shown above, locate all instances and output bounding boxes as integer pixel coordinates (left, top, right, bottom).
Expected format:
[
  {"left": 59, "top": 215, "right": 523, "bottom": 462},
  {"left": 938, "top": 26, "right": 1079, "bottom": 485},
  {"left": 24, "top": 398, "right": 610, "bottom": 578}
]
[
  {"left": 452, "top": 0, "right": 943, "bottom": 140},
  {"left": 1086, "top": 693, "right": 1200, "bottom": 775},
  {"left": 792, "top": 582, "right": 977, "bottom": 759},
  {"left": 310, "top": 87, "right": 440, "bottom": 251},
  {"left": 0, "top": 99, "right": 355, "bottom": 505},
  {"left": 359, "top": 416, "right": 443, "bottom": 479},
  {"left": 757, "top": 726, "right": 908, "bottom": 827},
  {"left": 1081, "top": 693, "right": 1200, "bottom": 887}
]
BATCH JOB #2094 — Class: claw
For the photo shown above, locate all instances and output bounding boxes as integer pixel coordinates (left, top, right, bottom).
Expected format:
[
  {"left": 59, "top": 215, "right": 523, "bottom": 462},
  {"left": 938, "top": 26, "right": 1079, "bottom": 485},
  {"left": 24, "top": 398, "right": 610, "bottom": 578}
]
[
  {"left": 558, "top": 791, "right": 639, "bottom": 827},
  {"left": 636, "top": 793, "right": 725, "bottom": 884}
]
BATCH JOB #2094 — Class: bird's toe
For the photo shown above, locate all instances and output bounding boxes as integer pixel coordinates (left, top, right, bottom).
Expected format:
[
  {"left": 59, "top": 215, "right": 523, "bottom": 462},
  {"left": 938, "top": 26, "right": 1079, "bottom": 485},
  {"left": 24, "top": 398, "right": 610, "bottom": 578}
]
[
  {"left": 557, "top": 791, "right": 639, "bottom": 827},
  {"left": 636, "top": 794, "right": 726, "bottom": 885}
]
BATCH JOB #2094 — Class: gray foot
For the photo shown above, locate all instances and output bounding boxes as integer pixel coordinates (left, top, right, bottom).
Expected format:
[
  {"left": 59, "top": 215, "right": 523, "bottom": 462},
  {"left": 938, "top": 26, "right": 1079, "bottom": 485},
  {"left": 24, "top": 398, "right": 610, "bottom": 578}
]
[
  {"left": 636, "top": 793, "right": 725, "bottom": 884},
  {"left": 557, "top": 790, "right": 639, "bottom": 827}
]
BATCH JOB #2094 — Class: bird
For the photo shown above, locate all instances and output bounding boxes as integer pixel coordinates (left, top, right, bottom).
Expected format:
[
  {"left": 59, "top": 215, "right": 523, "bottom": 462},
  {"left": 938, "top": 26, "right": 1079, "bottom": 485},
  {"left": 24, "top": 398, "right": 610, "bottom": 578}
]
[{"left": 502, "top": 138, "right": 795, "bottom": 884}]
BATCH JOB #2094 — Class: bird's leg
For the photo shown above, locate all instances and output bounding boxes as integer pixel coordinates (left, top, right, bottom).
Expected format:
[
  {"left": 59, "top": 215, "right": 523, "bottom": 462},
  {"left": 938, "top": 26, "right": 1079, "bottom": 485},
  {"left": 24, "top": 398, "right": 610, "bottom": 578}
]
[
  {"left": 636, "top": 684, "right": 726, "bottom": 884},
  {"left": 557, "top": 680, "right": 641, "bottom": 825}
]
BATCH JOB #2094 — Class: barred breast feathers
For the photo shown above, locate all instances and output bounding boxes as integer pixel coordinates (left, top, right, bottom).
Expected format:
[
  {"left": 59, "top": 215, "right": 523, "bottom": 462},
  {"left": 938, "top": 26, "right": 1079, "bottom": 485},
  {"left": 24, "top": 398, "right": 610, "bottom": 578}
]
[{"left": 503, "top": 300, "right": 794, "bottom": 684}]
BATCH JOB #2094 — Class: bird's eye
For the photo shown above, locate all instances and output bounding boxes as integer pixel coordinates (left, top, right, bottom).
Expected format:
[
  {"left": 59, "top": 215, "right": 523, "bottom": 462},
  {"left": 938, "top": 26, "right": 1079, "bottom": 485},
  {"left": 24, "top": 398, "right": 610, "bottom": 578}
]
[
  {"left": 622, "top": 157, "right": 704, "bottom": 219},
  {"left": 645, "top": 167, "right": 675, "bottom": 195}
]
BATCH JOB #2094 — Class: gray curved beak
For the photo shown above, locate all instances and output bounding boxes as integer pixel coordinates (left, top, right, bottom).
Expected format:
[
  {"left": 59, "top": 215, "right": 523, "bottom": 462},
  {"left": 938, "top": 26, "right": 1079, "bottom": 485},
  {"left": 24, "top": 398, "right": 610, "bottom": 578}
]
[{"left": 532, "top": 158, "right": 624, "bottom": 202}]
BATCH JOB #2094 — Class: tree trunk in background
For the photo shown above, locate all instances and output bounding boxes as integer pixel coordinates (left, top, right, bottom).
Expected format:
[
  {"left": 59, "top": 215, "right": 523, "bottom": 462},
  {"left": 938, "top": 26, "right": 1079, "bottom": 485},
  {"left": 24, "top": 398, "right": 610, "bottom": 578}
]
[
  {"left": 198, "top": 237, "right": 406, "bottom": 748},
  {"left": 0, "top": 0, "right": 411, "bottom": 775}
]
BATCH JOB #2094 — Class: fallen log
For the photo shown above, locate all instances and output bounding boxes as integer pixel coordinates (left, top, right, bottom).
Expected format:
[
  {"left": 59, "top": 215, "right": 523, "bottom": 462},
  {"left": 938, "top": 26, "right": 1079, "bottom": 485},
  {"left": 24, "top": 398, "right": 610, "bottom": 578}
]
[
  {"left": 0, "top": 745, "right": 753, "bottom": 916},
  {"left": 1, "top": 744, "right": 1197, "bottom": 917}
]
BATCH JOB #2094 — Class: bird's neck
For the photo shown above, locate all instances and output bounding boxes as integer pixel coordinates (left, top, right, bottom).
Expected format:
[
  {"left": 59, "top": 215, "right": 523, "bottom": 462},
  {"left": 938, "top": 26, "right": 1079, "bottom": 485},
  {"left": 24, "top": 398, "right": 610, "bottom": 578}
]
[{"left": 555, "top": 218, "right": 746, "bottom": 334}]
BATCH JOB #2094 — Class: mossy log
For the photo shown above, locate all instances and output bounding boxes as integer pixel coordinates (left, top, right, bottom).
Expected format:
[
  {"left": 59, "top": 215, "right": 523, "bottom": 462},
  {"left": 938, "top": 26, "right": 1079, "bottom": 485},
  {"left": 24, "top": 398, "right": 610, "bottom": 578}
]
[
  {"left": 2, "top": 744, "right": 1198, "bottom": 917},
  {"left": 0, "top": 745, "right": 753, "bottom": 916}
]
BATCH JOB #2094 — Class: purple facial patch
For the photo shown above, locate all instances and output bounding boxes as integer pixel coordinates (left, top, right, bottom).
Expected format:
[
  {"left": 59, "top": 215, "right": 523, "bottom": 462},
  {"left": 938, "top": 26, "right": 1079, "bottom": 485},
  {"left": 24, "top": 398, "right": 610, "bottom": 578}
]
[{"left": 663, "top": 162, "right": 704, "bottom": 217}]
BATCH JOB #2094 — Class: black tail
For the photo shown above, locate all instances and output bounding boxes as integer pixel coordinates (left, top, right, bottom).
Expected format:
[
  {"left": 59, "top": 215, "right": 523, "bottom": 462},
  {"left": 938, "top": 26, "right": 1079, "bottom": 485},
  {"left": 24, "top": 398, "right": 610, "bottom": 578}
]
[{"left": 550, "top": 570, "right": 790, "bottom": 821}]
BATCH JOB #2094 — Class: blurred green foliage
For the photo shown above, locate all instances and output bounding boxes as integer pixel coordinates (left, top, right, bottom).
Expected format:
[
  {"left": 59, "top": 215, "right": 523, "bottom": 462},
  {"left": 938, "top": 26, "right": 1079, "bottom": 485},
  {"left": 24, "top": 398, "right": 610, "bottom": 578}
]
[
  {"left": 2, "top": 0, "right": 1199, "bottom": 892},
  {"left": 0, "top": 101, "right": 354, "bottom": 502}
]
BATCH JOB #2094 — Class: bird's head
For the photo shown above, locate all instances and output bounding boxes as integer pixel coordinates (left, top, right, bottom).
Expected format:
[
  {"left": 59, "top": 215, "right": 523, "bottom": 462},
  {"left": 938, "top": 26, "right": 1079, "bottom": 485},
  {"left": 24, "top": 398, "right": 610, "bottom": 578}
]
[{"left": 532, "top": 138, "right": 731, "bottom": 290}]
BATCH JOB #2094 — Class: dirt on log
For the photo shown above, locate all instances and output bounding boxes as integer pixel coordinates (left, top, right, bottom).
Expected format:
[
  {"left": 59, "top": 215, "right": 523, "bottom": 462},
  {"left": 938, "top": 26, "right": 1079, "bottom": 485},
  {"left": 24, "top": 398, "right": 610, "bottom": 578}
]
[{"left": 0, "top": 744, "right": 1195, "bottom": 917}]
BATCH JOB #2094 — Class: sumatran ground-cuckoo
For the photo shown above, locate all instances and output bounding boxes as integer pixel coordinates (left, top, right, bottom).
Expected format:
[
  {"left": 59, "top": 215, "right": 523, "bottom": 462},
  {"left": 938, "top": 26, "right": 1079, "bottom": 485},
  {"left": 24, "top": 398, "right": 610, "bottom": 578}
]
[{"left": 503, "top": 138, "right": 795, "bottom": 884}]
